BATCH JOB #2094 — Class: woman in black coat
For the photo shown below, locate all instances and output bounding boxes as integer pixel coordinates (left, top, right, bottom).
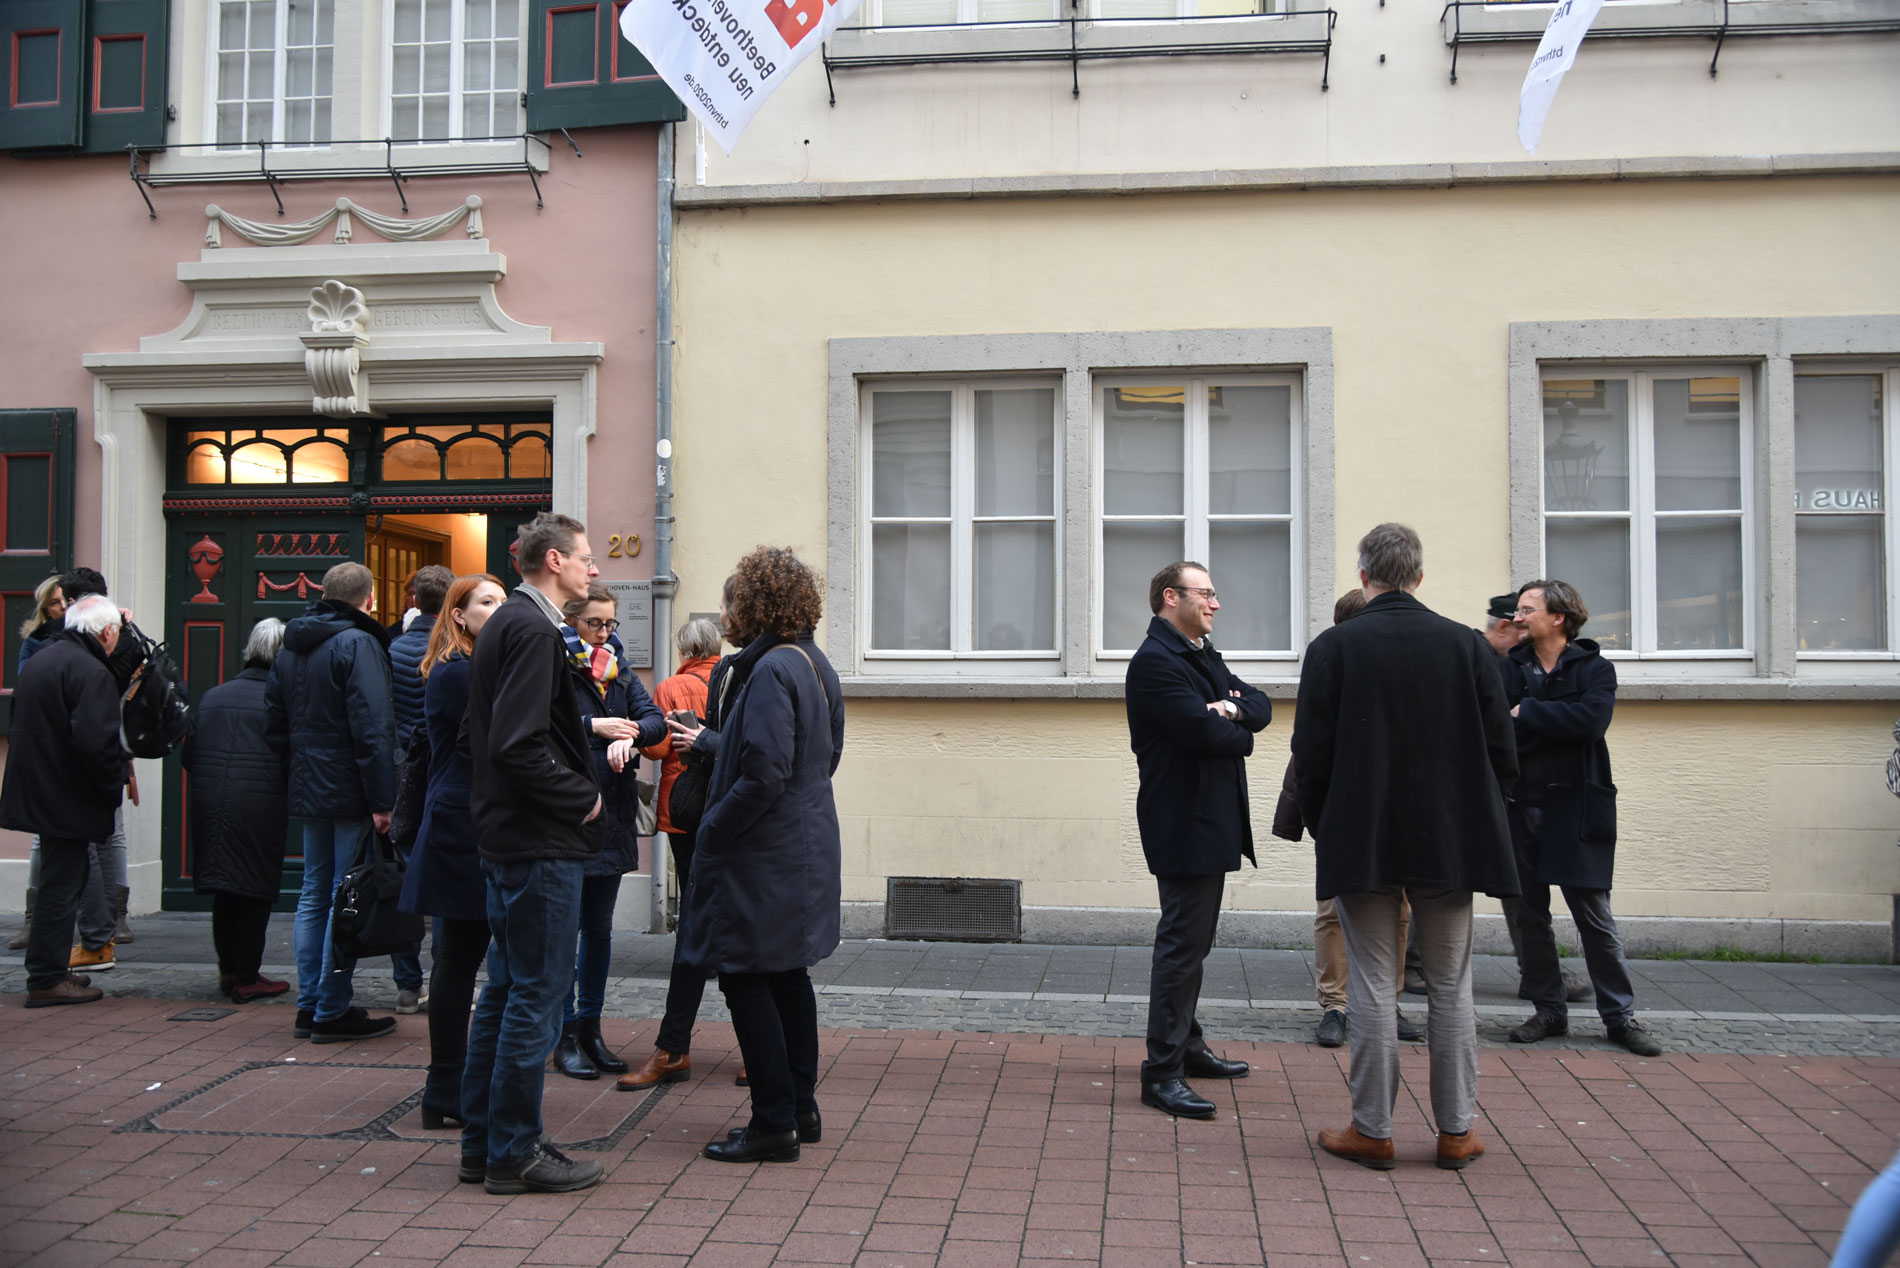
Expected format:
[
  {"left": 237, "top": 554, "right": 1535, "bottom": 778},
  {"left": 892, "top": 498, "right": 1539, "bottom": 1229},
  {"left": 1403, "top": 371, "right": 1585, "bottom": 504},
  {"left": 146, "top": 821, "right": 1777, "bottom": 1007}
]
[
  {"left": 398, "top": 573, "right": 507, "bottom": 1128},
  {"left": 554, "top": 584, "right": 665, "bottom": 1081},
  {"left": 184, "top": 618, "right": 291, "bottom": 1003},
  {"left": 676, "top": 547, "right": 844, "bottom": 1165}
]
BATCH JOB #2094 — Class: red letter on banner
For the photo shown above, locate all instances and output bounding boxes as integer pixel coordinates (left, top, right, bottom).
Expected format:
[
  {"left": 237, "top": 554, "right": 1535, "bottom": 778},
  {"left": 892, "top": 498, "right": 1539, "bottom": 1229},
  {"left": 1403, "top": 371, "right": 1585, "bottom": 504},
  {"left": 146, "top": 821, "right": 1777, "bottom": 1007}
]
[{"left": 764, "top": 0, "right": 823, "bottom": 47}]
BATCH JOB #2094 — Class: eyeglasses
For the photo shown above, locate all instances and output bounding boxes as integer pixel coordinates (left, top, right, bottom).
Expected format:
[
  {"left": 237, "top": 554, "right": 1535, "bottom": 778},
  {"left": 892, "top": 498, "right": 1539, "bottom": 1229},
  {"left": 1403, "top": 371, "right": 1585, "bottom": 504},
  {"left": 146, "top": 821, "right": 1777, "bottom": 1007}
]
[
  {"left": 1172, "top": 587, "right": 1218, "bottom": 601},
  {"left": 580, "top": 617, "right": 620, "bottom": 631},
  {"left": 559, "top": 550, "right": 597, "bottom": 567},
  {"left": 1514, "top": 606, "right": 1546, "bottom": 618}
]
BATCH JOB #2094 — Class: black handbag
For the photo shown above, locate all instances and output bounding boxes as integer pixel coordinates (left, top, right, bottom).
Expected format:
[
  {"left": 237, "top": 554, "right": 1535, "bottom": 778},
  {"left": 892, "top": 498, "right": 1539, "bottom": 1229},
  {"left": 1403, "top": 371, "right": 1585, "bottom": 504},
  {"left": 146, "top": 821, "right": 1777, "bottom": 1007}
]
[
  {"left": 331, "top": 833, "right": 424, "bottom": 962},
  {"left": 669, "top": 746, "right": 713, "bottom": 836},
  {"left": 387, "top": 729, "right": 430, "bottom": 848}
]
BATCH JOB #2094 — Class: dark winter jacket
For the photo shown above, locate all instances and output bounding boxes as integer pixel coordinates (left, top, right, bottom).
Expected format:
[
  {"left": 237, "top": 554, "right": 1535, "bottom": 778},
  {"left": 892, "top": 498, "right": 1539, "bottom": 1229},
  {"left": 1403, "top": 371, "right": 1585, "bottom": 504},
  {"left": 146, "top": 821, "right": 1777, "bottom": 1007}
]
[
  {"left": 184, "top": 666, "right": 289, "bottom": 901},
  {"left": 21, "top": 613, "right": 147, "bottom": 692},
  {"left": 677, "top": 634, "right": 844, "bottom": 976},
  {"left": 0, "top": 628, "right": 126, "bottom": 843},
  {"left": 563, "top": 631, "right": 666, "bottom": 877},
  {"left": 1505, "top": 638, "right": 1618, "bottom": 890},
  {"left": 263, "top": 599, "right": 397, "bottom": 822},
  {"left": 1124, "top": 616, "right": 1272, "bottom": 877},
  {"left": 17, "top": 619, "right": 59, "bottom": 675},
  {"left": 1271, "top": 757, "right": 1303, "bottom": 843},
  {"left": 388, "top": 613, "right": 436, "bottom": 749},
  {"left": 1292, "top": 590, "right": 1520, "bottom": 901},
  {"left": 465, "top": 588, "right": 601, "bottom": 864},
  {"left": 399, "top": 655, "right": 485, "bottom": 921}
]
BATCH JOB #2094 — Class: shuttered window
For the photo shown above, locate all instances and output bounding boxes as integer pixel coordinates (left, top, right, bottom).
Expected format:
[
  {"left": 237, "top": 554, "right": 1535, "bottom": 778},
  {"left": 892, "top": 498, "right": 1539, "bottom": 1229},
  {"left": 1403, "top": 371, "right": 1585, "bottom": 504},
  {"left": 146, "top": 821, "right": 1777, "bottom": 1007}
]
[
  {"left": 0, "top": 410, "right": 77, "bottom": 735},
  {"left": 0, "top": 0, "right": 168, "bottom": 153},
  {"left": 524, "top": 0, "right": 683, "bottom": 132}
]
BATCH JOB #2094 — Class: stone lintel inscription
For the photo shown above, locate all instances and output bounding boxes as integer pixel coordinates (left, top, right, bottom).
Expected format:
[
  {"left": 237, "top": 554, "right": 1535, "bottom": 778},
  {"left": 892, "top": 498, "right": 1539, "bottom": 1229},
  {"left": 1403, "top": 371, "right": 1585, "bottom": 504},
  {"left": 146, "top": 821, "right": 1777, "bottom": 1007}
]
[{"left": 371, "top": 304, "right": 486, "bottom": 331}]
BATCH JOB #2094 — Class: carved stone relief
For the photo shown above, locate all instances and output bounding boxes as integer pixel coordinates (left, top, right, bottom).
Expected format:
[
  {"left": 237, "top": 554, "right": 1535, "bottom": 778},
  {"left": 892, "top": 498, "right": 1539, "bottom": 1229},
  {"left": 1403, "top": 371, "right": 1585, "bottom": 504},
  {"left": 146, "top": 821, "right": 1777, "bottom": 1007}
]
[{"left": 300, "top": 280, "right": 371, "bottom": 417}]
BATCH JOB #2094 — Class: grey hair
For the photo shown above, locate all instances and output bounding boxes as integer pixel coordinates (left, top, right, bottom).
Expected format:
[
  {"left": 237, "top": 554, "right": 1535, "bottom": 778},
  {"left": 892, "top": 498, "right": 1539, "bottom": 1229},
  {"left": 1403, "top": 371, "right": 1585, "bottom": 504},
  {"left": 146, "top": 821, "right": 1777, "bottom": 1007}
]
[
  {"left": 64, "top": 594, "right": 118, "bottom": 638},
  {"left": 1356, "top": 523, "right": 1424, "bottom": 592},
  {"left": 675, "top": 617, "right": 721, "bottom": 660},
  {"left": 244, "top": 617, "right": 286, "bottom": 668}
]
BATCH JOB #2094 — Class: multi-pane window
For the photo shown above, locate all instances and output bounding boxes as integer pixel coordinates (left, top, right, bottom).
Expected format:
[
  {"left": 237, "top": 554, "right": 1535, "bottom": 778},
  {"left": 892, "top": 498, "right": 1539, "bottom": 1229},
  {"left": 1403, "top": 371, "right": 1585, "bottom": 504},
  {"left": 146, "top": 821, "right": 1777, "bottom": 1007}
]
[
  {"left": 1541, "top": 370, "right": 1752, "bottom": 654},
  {"left": 872, "top": 0, "right": 1278, "bottom": 21},
  {"left": 1795, "top": 370, "right": 1895, "bottom": 653},
  {"left": 214, "top": 0, "right": 334, "bottom": 146},
  {"left": 1096, "top": 0, "right": 1284, "bottom": 17},
  {"left": 389, "top": 0, "right": 522, "bottom": 141},
  {"left": 1096, "top": 377, "right": 1298, "bottom": 655},
  {"left": 864, "top": 382, "right": 1060, "bottom": 657}
]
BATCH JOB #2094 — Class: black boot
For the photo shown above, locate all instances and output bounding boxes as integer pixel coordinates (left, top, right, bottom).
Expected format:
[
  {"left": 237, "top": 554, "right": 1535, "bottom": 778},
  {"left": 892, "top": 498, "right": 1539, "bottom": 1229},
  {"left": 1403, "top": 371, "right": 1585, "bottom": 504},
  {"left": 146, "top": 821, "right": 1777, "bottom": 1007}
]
[
  {"left": 575, "top": 1017, "right": 628, "bottom": 1075},
  {"left": 552, "top": 1021, "right": 599, "bottom": 1080}
]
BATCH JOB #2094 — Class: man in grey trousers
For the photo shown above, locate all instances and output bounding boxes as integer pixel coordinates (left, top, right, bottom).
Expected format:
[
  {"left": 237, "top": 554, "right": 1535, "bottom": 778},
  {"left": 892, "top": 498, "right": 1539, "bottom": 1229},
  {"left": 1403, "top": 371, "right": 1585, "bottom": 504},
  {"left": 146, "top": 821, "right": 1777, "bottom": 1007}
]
[{"left": 1292, "top": 524, "right": 1519, "bottom": 1171}]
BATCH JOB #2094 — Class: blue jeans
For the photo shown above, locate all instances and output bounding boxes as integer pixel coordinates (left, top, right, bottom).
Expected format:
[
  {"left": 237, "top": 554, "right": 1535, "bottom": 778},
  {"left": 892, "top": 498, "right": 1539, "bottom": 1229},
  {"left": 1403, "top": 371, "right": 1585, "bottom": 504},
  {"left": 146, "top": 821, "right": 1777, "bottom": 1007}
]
[
  {"left": 462, "top": 858, "right": 583, "bottom": 1168},
  {"left": 1832, "top": 1145, "right": 1900, "bottom": 1267},
  {"left": 564, "top": 874, "right": 621, "bottom": 1023},
  {"left": 294, "top": 818, "right": 372, "bottom": 1021}
]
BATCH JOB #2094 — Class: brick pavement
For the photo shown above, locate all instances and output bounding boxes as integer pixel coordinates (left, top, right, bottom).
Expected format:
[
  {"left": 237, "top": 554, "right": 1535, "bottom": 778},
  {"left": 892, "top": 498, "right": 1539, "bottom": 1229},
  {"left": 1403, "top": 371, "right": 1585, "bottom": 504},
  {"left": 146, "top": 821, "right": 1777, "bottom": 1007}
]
[{"left": 3, "top": 991, "right": 1897, "bottom": 1268}]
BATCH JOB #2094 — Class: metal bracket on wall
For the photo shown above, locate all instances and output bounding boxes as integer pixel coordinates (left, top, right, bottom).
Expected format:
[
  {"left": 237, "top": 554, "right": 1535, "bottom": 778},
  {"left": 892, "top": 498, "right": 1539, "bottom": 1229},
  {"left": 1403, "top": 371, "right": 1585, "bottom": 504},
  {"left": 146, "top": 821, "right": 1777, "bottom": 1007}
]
[
  {"left": 822, "top": 7, "right": 1337, "bottom": 103},
  {"left": 1439, "top": 0, "right": 1900, "bottom": 85}
]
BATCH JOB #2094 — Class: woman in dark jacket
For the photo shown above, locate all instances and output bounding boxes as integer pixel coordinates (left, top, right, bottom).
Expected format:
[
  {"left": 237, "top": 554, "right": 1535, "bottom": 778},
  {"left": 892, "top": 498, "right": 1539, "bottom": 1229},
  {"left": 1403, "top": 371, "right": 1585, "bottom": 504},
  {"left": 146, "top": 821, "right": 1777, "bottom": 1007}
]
[
  {"left": 553, "top": 584, "right": 665, "bottom": 1081},
  {"left": 399, "top": 573, "right": 506, "bottom": 1128},
  {"left": 185, "top": 619, "right": 290, "bottom": 1003},
  {"left": 677, "top": 548, "right": 844, "bottom": 1165},
  {"left": 6, "top": 576, "right": 65, "bottom": 952}
]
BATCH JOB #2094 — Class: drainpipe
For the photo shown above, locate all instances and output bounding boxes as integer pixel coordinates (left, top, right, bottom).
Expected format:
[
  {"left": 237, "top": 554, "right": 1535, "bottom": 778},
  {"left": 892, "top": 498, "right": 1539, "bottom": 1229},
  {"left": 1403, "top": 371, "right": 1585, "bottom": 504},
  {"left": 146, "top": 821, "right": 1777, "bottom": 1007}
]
[{"left": 649, "top": 120, "right": 679, "bottom": 935}]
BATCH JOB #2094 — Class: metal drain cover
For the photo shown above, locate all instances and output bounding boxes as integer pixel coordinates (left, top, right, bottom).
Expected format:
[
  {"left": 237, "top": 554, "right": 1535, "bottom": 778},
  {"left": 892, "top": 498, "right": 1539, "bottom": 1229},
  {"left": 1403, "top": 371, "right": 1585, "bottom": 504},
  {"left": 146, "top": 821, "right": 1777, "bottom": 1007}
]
[{"left": 168, "top": 1007, "right": 237, "bottom": 1022}]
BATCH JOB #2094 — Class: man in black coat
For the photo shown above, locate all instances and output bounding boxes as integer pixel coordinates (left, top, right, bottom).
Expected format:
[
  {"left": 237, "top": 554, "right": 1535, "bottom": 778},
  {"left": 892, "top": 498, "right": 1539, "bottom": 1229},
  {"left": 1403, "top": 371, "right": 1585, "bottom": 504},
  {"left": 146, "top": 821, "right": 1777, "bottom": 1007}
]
[
  {"left": 265, "top": 562, "right": 398, "bottom": 1044},
  {"left": 1125, "top": 561, "right": 1271, "bottom": 1121},
  {"left": 0, "top": 595, "right": 127, "bottom": 1007},
  {"left": 459, "top": 512, "right": 605, "bottom": 1196},
  {"left": 1503, "top": 579, "right": 1662, "bottom": 1058},
  {"left": 1292, "top": 524, "right": 1518, "bottom": 1172}
]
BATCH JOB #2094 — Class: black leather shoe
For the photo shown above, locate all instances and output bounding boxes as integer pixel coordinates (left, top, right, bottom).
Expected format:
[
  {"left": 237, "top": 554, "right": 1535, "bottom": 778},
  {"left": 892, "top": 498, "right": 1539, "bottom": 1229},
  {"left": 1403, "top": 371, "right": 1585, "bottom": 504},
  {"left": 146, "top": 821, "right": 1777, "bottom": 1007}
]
[
  {"left": 552, "top": 1022, "right": 599, "bottom": 1080},
  {"left": 575, "top": 1018, "right": 628, "bottom": 1075},
  {"left": 728, "top": 1110, "right": 821, "bottom": 1145},
  {"left": 1140, "top": 1078, "right": 1216, "bottom": 1120},
  {"left": 703, "top": 1128, "right": 801, "bottom": 1163},
  {"left": 1183, "top": 1048, "right": 1249, "bottom": 1079},
  {"left": 1315, "top": 1009, "right": 1347, "bottom": 1048},
  {"left": 293, "top": 1008, "right": 314, "bottom": 1039},
  {"left": 484, "top": 1140, "right": 603, "bottom": 1194},
  {"left": 1396, "top": 1009, "right": 1425, "bottom": 1043},
  {"left": 1509, "top": 1011, "right": 1569, "bottom": 1044},
  {"left": 1608, "top": 1020, "right": 1663, "bottom": 1057},
  {"left": 420, "top": 1105, "right": 464, "bottom": 1130},
  {"left": 309, "top": 1009, "right": 397, "bottom": 1044},
  {"left": 458, "top": 1155, "right": 485, "bottom": 1184}
]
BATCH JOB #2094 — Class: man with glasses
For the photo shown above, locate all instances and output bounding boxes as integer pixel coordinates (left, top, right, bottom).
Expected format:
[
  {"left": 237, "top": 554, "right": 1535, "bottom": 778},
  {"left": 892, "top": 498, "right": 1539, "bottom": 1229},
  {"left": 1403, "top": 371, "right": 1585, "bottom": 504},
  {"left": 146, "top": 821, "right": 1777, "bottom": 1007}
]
[{"left": 1125, "top": 561, "right": 1272, "bottom": 1120}]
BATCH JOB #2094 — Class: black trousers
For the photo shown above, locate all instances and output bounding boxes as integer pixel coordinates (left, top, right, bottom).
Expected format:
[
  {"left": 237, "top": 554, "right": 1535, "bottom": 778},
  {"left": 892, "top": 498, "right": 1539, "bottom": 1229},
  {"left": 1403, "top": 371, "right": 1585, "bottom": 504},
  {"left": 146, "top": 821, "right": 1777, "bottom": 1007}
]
[
  {"left": 1143, "top": 872, "right": 1226, "bottom": 1083},
  {"left": 210, "top": 893, "right": 273, "bottom": 984},
  {"left": 718, "top": 967, "right": 819, "bottom": 1135},
  {"left": 27, "top": 836, "right": 89, "bottom": 991},
  {"left": 425, "top": 916, "right": 493, "bottom": 1118},
  {"left": 656, "top": 832, "right": 711, "bottom": 1055},
  {"left": 1511, "top": 802, "right": 1636, "bottom": 1028}
]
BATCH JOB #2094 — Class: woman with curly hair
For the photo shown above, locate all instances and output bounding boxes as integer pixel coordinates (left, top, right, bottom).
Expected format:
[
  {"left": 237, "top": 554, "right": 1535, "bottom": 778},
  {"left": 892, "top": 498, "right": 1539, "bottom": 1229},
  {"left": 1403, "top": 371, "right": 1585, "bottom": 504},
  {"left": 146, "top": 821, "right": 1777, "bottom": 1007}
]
[{"left": 669, "top": 547, "right": 844, "bottom": 1164}]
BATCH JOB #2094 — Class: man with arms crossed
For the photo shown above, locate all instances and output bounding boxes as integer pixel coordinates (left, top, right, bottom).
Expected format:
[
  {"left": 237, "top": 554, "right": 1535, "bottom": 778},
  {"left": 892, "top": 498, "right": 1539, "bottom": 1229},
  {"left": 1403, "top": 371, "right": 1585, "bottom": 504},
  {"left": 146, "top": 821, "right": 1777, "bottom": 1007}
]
[
  {"left": 460, "top": 513, "right": 605, "bottom": 1194},
  {"left": 1293, "top": 524, "right": 1518, "bottom": 1170},
  {"left": 1126, "top": 561, "right": 1271, "bottom": 1120}
]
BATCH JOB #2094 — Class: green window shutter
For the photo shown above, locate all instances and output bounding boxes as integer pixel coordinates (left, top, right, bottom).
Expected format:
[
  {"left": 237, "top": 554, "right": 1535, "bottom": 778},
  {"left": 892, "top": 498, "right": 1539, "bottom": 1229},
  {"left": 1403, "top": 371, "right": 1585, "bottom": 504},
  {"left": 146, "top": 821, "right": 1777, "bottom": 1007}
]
[
  {"left": 525, "top": 0, "right": 685, "bottom": 132},
  {"left": 0, "top": 409, "right": 78, "bottom": 735},
  {"left": 80, "top": 0, "right": 168, "bottom": 154},
  {"left": 0, "top": 0, "right": 85, "bottom": 151}
]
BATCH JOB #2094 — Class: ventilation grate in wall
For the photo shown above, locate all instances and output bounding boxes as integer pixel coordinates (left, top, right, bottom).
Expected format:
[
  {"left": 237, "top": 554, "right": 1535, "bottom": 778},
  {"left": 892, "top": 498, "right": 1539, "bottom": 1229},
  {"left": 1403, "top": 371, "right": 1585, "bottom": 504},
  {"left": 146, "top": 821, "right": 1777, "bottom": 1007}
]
[{"left": 886, "top": 877, "right": 1022, "bottom": 943}]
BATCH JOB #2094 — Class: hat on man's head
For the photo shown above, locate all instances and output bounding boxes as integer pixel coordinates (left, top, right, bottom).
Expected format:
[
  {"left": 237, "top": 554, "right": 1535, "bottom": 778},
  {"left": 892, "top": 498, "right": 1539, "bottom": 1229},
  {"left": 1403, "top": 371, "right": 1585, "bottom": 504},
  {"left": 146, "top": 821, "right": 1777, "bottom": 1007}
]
[{"left": 1487, "top": 593, "right": 1519, "bottom": 621}]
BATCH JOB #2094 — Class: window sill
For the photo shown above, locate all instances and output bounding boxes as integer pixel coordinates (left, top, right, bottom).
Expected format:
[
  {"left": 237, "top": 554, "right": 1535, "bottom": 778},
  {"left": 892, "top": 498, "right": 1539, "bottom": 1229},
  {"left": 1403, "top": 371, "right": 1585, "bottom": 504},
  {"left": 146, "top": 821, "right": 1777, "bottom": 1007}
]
[
  {"left": 141, "top": 138, "right": 553, "bottom": 184},
  {"left": 836, "top": 673, "right": 1900, "bottom": 701},
  {"left": 1442, "top": 0, "right": 1897, "bottom": 42}
]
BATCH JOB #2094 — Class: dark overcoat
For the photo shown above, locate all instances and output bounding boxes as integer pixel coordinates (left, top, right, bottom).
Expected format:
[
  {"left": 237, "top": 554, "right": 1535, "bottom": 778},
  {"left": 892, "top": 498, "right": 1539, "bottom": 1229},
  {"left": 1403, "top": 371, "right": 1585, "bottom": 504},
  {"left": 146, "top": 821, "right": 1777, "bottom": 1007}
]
[
  {"left": 1124, "top": 616, "right": 1272, "bottom": 877},
  {"left": 184, "top": 667, "right": 289, "bottom": 900},
  {"left": 1505, "top": 638, "right": 1618, "bottom": 889},
  {"left": 677, "top": 635, "right": 844, "bottom": 976},
  {"left": 563, "top": 634, "right": 666, "bottom": 877},
  {"left": 0, "top": 629, "right": 125, "bottom": 842},
  {"left": 465, "top": 589, "right": 600, "bottom": 864},
  {"left": 399, "top": 655, "right": 486, "bottom": 921},
  {"left": 263, "top": 600, "right": 397, "bottom": 820},
  {"left": 1292, "top": 591, "right": 1520, "bottom": 900}
]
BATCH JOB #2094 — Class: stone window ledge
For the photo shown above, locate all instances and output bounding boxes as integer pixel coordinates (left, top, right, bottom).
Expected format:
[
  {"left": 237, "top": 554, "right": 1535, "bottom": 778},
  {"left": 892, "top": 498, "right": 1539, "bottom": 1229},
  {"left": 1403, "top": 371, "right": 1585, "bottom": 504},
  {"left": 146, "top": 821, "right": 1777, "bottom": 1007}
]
[
  {"left": 1441, "top": 0, "right": 1897, "bottom": 43},
  {"left": 838, "top": 674, "right": 1900, "bottom": 701}
]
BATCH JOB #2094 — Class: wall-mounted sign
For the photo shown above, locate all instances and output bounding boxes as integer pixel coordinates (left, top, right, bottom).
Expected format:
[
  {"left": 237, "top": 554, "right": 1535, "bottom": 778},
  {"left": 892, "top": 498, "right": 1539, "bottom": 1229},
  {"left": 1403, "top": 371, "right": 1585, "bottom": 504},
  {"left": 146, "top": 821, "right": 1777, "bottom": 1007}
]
[{"left": 602, "top": 579, "right": 654, "bottom": 668}]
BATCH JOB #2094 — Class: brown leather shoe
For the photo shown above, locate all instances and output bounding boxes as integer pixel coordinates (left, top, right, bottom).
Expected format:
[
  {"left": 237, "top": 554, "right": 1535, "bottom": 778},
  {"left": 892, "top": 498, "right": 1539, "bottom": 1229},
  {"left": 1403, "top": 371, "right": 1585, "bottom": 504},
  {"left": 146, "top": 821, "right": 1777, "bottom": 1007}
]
[
  {"left": 617, "top": 1049, "right": 689, "bottom": 1090},
  {"left": 1318, "top": 1124, "right": 1396, "bottom": 1170},
  {"left": 26, "top": 978, "right": 104, "bottom": 1008},
  {"left": 1436, "top": 1129, "right": 1485, "bottom": 1170}
]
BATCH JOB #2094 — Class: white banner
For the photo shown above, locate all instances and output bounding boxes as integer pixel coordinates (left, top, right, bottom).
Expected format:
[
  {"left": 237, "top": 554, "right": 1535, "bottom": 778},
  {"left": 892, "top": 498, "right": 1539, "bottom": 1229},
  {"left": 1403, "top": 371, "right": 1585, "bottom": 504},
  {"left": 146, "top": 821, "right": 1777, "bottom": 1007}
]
[
  {"left": 619, "top": 0, "right": 866, "bottom": 154},
  {"left": 1517, "top": 0, "right": 1606, "bottom": 155}
]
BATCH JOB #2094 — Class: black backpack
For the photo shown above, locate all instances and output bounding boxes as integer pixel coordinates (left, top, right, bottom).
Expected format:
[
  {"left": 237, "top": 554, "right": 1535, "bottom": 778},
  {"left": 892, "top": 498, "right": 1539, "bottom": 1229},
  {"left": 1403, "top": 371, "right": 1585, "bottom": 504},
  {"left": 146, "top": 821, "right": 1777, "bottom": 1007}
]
[{"left": 120, "top": 623, "right": 190, "bottom": 759}]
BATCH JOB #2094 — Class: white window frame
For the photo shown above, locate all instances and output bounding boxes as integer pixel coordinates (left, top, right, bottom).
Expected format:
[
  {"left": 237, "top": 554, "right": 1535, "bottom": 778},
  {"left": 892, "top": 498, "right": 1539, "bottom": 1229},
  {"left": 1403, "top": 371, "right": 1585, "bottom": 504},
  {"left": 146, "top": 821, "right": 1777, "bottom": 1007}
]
[
  {"left": 206, "top": 0, "right": 335, "bottom": 149},
  {"left": 870, "top": 0, "right": 1062, "bottom": 24},
  {"left": 381, "top": 0, "right": 527, "bottom": 144},
  {"left": 858, "top": 376, "right": 1066, "bottom": 674},
  {"left": 1793, "top": 362, "right": 1900, "bottom": 662},
  {"left": 1091, "top": 0, "right": 1286, "bottom": 18},
  {"left": 1538, "top": 365, "right": 1756, "bottom": 662},
  {"left": 1091, "top": 372, "right": 1304, "bottom": 662}
]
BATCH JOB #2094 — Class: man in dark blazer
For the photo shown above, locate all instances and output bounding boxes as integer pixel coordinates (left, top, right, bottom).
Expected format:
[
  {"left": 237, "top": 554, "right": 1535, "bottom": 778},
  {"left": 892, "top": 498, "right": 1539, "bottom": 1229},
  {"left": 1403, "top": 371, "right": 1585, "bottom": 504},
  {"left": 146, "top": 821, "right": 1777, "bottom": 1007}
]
[
  {"left": 460, "top": 512, "right": 605, "bottom": 1196},
  {"left": 1125, "top": 561, "right": 1271, "bottom": 1120},
  {"left": 1292, "top": 524, "right": 1518, "bottom": 1172}
]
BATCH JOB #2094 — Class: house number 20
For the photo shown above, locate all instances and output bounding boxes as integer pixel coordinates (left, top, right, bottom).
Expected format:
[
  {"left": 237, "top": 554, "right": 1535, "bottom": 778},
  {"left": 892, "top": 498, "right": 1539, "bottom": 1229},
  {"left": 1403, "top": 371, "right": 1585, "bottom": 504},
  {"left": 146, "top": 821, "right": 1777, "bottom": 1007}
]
[{"left": 607, "top": 533, "right": 641, "bottom": 558}]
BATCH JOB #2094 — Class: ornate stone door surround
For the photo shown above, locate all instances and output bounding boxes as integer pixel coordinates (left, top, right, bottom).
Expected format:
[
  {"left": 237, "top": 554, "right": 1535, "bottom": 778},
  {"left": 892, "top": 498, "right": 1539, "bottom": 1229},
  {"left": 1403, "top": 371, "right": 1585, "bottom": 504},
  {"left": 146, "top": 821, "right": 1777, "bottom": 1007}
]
[{"left": 82, "top": 229, "right": 603, "bottom": 909}]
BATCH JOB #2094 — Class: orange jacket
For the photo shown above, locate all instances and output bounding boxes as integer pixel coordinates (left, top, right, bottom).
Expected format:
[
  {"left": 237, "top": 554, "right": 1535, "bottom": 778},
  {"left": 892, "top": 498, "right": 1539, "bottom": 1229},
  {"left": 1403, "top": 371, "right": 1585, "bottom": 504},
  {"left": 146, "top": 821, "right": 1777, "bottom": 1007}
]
[{"left": 641, "top": 656, "right": 717, "bottom": 835}]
